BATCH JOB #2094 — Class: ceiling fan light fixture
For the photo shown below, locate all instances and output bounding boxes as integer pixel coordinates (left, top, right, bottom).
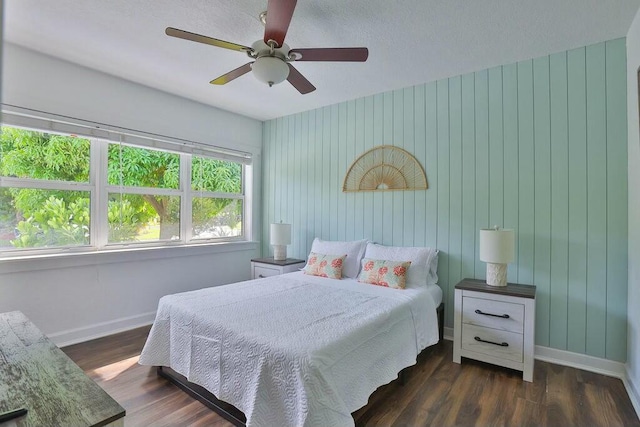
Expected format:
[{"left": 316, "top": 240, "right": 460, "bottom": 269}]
[{"left": 252, "top": 56, "right": 289, "bottom": 87}]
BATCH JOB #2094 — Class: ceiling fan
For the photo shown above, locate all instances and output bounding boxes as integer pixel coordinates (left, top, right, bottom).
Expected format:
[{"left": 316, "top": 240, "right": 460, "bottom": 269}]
[{"left": 165, "top": 0, "right": 368, "bottom": 94}]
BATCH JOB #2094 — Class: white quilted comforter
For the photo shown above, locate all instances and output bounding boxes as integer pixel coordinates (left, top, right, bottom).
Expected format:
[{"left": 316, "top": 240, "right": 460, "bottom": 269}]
[{"left": 139, "top": 271, "right": 439, "bottom": 427}]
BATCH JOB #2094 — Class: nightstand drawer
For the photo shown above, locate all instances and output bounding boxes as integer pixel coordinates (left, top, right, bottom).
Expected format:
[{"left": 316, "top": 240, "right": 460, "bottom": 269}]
[
  {"left": 251, "top": 258, "right": 306, "bottom": 280},
  {"left": 254, "top": 266, "right": 280, "bottom": 279},
  {"left": 462, "top": 296, "right": 524, "bottom": 333},
  {"left": 461, "top": 324, "right": 524, "bottom": 363}
]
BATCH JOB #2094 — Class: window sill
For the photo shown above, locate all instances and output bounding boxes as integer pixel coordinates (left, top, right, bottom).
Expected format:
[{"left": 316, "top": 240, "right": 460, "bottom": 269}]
[{"left": 0, "top": 241, "right": 259, "bottom": 274}]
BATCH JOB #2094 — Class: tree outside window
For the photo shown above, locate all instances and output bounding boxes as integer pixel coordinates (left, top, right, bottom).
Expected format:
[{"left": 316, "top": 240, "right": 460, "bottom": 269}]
[{"left": 0, "top": 126, "right": 244, "bottom": 251}]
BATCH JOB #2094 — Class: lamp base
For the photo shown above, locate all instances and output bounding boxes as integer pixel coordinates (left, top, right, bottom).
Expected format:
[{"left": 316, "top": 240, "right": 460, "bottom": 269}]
[
  {"left": 486, "top": 263, "right": 508, "bottom": 287},
  {"left": 273, "top": 245, "right": 287, "bottom": 261}
]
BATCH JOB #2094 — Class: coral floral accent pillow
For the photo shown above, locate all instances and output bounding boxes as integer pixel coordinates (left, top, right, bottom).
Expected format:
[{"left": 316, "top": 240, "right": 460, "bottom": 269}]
[
  {"left": 357, "top": 258, "right": 412, "bottom": 289},
  {"left": 303, "top": 252, "right": 347, "bottom": 279}
]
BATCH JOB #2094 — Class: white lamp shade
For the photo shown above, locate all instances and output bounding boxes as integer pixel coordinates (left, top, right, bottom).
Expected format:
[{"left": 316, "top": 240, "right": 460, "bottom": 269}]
[
  {"left": 270, "top": 223, "right": 291, "bottom": 246},
  {"left": 479, "top": 228, "right": 515, "bottom": 264},
  {"left": 252, "top": 57, "right": 290, "bottom": 86}
]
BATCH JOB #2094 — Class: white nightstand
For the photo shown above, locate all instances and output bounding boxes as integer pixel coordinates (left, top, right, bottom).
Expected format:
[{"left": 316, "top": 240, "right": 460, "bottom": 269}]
[
  {"left": 453, "top": 278, "right": 536, "bottom": 382},
  {"left": 250, "top": 257, "right": 306, "bottom": 279}
]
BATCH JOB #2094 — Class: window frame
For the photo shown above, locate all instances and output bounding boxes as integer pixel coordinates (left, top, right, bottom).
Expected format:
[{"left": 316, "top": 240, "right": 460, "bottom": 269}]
[
  {"left": 0, "top": 108, "right": 252, "bottom": 257},
  {"left": 189, "top": 153, "right": 245, "bottom": 242},
  {"left": 101, "top": 141, "right": 186, "bottom": 247}
]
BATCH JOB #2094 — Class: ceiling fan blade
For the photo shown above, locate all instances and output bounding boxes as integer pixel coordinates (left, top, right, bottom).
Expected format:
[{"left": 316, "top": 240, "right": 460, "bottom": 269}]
[
  {"left": 264, "top": 0, "right": 297, "bottom": 47},
  {"left": 286, "top": 64, "right": 315, "bottom": 94},
  {"left": 210, "top": 62, "right": 254, "bottom": 85},
  {"left": 166, "top": 27, "right": 251, "bottom": 53},
  {"left": 289, "top": 47, "right": 369, "bottom": 62}
]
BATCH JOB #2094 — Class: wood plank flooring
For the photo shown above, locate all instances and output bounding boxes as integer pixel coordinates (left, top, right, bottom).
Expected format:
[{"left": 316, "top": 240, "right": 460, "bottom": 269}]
[{"left": 62, "top": 326, "right": 640, "bottom": 426}]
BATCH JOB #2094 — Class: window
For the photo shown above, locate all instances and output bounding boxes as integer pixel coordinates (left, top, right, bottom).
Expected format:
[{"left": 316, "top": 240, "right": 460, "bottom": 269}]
[
  {"left": 107, "top": 143, "right": 182, "bottom": 244},
  {"left": 191, "top": 156, "right": 243, "bottom": 240},
  {"left": 0, "top": 128, "right": 92, "bottom": 249},
  {"left": 0, "top": 124, "right": 248, "bottom": 255}
]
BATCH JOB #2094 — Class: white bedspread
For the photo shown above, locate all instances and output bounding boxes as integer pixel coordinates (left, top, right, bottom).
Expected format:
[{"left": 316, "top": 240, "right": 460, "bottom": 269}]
[{"left": 139, "top": 271, "right": 439, "bottom": 427}]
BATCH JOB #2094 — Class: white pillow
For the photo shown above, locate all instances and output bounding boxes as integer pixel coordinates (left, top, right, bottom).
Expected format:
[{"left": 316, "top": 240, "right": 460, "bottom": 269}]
[
  {"left": 309, "top": 238, "right": 368, "bottom": 278},
  {"left": 363, "top": 243, "right": 439, "bottom": 286}
]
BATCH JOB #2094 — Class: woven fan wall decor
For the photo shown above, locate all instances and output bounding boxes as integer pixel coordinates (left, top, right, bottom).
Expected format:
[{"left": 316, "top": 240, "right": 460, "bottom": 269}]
[{"left": 343, "top": 145, "right": 428, "bottom": 192}]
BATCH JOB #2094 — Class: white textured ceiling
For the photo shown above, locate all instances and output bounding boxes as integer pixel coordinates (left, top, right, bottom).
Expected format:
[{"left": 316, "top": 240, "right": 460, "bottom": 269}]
[{"left": 4, "top": 0, "right": 640, "bottom": 121}]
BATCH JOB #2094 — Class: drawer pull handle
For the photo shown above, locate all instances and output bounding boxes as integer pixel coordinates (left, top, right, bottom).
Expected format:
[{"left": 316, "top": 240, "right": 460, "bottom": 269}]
[
  {"left": 474, "top": 336, "right": 509, "bottom": 347},
  {"left": 475, "top": 309, "right": 509, "bottom": 319}
]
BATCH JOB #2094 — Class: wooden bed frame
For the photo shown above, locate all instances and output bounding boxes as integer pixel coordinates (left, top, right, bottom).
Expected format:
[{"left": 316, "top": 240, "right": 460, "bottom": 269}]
[{"left": 156, "top": 302, "right": 445, "bottom": 427}]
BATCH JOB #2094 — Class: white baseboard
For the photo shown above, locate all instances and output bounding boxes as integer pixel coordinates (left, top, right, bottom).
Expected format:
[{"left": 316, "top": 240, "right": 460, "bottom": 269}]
[
  {"left": 625, "top": 368, "right": 640, "bottom": 417},
  {"left": 49, "top": 311, "right": 156, "bottom": 348},
  {"left": 534, "top": 345, "right": 627, "bottom": 379}
]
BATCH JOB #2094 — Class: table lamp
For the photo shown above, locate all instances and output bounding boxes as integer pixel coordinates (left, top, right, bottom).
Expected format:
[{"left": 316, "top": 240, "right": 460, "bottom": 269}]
[
  {"left": 270, "top": 223, "right": 291, "bottom": 261},
  {"left": 479, "top": 227, "right": 515, "bottom": 287}
]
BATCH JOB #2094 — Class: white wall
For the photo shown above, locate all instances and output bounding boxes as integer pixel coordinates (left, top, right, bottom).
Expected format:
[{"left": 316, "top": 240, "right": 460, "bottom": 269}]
[
  {"left": 0, "top": 43, "right": 263, "bottom": 345},
  {"left": 2, "top": 43, "right": 262, "bottom": 155},
  {"left": 0, "top": 244, "right": 258, "bottom": 345},
  {"left": 627, "top": 10, "right": 640, "bottom": 412}
]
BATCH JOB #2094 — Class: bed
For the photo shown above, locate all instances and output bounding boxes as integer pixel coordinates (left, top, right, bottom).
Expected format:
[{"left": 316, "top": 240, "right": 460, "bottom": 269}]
[{"left": 139, "top": 240, "right": 441, "bottom": 427}]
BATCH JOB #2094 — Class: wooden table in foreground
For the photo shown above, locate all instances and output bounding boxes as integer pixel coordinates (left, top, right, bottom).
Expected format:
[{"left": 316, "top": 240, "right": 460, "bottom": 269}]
[{"left": 0, "top": 311, "right": 125, "bottom": 427}]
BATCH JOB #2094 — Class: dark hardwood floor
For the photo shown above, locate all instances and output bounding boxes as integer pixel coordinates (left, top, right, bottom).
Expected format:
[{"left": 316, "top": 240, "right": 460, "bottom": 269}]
[{"left": 62, "top": 326, "right": 640, "bottom": 427}]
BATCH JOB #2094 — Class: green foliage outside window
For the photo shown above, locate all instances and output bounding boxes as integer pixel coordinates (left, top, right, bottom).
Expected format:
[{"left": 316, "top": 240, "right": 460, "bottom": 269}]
[
  {"left": 0, "top": 126, "right": 90, "bottom": 182},
  {"left": 0, "top": 126, "right": 243, "bottom": 248}
]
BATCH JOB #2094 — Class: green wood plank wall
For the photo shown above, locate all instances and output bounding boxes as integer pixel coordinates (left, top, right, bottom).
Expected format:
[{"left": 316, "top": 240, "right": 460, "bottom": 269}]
[
  {"left": 605, "top": 40, "right": 628, "bottom": 363},
  {"left": 567, "top": 47, "right": 589, "bottom": 354},
  {"left": 261, "top": 38, "right": 628, "bottom": 361}
]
